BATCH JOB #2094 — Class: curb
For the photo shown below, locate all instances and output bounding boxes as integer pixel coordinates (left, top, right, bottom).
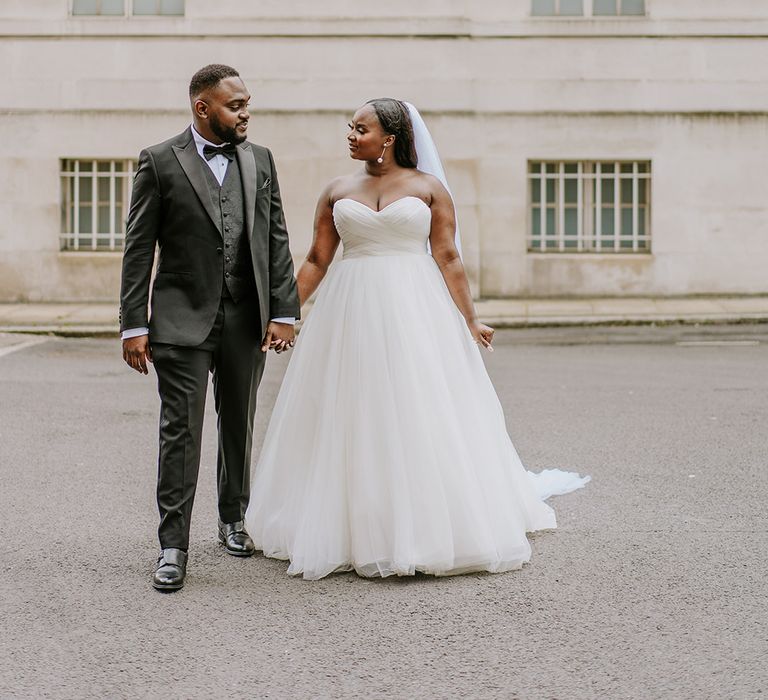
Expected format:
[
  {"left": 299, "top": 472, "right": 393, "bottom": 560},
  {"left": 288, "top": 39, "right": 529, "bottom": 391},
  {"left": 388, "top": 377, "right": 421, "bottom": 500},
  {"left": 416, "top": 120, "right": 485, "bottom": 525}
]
[{"left": 2, "top": 314, "right": 768, "bottom": 337}]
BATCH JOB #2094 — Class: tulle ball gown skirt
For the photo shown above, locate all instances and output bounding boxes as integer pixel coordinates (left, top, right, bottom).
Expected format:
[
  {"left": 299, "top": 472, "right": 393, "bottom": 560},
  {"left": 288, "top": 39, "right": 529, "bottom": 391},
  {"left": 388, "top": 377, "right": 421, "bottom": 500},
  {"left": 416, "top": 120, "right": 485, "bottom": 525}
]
[{"left": 245, "top": 197, "right": 588, "bottom": 580}]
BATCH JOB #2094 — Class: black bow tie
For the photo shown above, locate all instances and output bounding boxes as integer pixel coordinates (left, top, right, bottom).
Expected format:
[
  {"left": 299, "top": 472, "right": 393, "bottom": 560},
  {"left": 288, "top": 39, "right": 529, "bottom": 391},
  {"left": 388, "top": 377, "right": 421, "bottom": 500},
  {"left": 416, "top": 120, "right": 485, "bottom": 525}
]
[{"left": 203, "top": 143, "right": 237, "bottom": 161}]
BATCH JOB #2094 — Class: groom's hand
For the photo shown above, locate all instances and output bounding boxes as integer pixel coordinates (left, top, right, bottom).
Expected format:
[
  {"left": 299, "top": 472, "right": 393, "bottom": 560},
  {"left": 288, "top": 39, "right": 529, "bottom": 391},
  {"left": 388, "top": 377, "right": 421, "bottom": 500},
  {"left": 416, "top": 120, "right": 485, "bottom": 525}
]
[
  {"left": 122, "top": 334, "right": 152, "bottom": 374},
  {"left": 261, "top": 322, "right": 295, "bottom": 354}
]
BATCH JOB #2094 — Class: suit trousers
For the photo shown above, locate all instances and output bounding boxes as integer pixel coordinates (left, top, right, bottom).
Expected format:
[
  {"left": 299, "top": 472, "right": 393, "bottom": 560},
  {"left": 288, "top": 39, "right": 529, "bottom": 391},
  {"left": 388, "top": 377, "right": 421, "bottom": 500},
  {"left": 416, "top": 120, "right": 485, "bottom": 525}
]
[{"left": 151, "top": 293, "right": 265, "bottom": 550}]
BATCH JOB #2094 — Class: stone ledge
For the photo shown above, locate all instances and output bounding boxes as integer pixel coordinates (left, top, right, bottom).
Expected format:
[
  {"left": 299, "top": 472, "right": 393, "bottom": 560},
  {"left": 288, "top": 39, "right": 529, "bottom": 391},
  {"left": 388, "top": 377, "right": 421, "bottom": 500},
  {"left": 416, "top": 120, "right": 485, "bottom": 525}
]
[{"left": 2, "top": 296, "right": 768, "bottom": 335}]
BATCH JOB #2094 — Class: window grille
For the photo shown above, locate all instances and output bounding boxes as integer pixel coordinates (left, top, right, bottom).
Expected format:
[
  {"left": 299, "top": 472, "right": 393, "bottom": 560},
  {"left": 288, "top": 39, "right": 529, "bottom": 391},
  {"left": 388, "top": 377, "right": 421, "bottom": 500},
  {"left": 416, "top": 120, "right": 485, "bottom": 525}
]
[
  {"left": 71, "top": 0, "right": 184, "bottom": 16},
  {"left": 532, "top": 0, "right": 645, "bottom": 16},
  {"left": 531, "top": 0, "right": 584, "bottom": 16},
  {"left": 132, "top": 0, "right": 185, "bottom": 15},
  {"left": 528, "top": 161, "right": 651, "bottom": 253},
  {"left": 593, "top": 0, "right": 646, "bottom": 15},
  {"left": 72, "top": 0, "right": 125, "bottom": 15},
  {"left": 60, "top": 159, "right": 137, "bottom": 252}
]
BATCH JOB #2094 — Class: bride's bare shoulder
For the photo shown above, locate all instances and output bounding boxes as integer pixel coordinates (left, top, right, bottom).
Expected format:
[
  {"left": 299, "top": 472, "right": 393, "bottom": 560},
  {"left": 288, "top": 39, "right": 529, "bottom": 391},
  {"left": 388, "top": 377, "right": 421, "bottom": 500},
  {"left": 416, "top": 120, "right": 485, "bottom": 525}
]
[
  {"left": 411, "top": 170, "right": 449, "bottom": 203},
  {"left": 321, "top": 175, "right": 359, "bottom": 206}
]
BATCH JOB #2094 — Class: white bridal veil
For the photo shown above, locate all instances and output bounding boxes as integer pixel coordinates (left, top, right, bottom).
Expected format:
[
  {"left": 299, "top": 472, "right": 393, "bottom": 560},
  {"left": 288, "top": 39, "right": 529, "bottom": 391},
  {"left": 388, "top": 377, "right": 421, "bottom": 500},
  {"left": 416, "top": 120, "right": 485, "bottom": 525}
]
[{"left": 403, "top": 102, "right": 463, "bottom": 257}]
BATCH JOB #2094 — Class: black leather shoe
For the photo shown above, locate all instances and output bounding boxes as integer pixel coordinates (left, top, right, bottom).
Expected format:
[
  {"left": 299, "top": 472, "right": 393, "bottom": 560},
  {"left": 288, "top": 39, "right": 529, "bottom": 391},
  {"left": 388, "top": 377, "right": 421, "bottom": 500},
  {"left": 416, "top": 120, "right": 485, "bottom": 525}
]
[
  {"left": 152, "top": 548, "right": 187, "bottom": 591},
  {"left": 218, "top": 520, "right": 255, "bottom": 557}
]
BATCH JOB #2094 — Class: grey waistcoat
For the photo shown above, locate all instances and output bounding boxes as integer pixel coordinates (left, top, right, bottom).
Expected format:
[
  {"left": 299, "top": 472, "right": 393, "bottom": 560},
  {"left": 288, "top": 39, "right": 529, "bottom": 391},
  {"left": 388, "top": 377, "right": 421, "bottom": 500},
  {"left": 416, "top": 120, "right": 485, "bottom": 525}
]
[{"left": 202, "top": 156, "right": 257, "bottom": 302}]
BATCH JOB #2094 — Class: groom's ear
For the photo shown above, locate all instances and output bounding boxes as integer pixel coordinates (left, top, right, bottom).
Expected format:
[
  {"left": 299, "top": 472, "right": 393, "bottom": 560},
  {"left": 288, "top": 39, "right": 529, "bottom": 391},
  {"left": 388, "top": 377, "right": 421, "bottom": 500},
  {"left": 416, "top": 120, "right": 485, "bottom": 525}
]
[{"left": 193, "top": 98, "right": 209, "bottom": 119}]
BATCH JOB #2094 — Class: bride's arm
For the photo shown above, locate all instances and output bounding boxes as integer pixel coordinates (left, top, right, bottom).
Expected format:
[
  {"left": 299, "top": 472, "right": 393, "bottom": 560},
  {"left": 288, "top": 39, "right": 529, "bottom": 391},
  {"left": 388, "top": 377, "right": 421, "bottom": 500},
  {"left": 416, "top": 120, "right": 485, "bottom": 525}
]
[
  {"left": 429, "top": 184, "right": 494, "bottom": 351},
  {"left": 296, "top": 186, "right": 341, "bottom": 307}
]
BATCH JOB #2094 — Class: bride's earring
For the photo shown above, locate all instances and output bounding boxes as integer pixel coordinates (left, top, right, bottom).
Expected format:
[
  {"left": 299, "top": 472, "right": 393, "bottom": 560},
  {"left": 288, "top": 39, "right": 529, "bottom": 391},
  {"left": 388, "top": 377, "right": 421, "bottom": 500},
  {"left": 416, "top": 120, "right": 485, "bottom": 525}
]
[{"left": 377, "top": 144, "right": 388, "bottom": 164}]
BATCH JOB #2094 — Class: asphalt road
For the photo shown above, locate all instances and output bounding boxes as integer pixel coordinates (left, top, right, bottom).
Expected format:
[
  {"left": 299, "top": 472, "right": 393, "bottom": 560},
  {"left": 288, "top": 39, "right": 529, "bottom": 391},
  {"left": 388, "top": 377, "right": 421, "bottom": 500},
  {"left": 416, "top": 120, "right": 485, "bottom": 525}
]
[{"left": 1, "top": 325, "right": 766, "bottom": 699}]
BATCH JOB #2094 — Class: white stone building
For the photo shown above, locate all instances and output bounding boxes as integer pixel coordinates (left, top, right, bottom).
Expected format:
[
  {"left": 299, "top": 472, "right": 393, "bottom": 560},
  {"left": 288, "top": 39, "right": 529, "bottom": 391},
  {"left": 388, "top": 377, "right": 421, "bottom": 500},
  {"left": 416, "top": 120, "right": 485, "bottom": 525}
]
[{"left": 1, "top": 0, "right": 766, "bottom": 301}]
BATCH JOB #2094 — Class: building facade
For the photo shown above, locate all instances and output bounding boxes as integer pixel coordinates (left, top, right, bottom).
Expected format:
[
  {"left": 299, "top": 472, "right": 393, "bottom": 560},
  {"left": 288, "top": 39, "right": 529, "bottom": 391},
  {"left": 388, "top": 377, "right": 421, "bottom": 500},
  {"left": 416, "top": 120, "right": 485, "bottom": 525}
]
[{"left": 1, "top": 0, "right": 766, "bottom": 301}]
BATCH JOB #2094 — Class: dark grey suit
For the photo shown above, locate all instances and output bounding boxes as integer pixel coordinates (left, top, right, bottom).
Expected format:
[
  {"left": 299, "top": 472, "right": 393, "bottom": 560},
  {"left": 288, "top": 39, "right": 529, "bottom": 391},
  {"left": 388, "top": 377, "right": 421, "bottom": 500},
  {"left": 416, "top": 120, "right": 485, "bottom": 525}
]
[{"left": 120, "top": 127, "right": 299, "bottom": 549}]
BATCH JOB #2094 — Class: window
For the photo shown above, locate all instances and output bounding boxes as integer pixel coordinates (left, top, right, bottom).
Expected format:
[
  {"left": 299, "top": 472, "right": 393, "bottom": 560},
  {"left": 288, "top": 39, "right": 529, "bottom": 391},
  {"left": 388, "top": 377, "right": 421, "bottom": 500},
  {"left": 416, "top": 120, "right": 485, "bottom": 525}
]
[
  {"left": 72, "top": 0, "right": 125, "bottom": 15},
  {"left": 60, "top": 159, "right": 137, "bottom": 252},
  {"left": 132, "top": 0, "right": 185, "bottom": 15},
  {"left": 532, "top": 0, "right": 584, "bottom": 16},
  {"left": 528, "top": 161, "right": 651, "bottom": 253},
  {"left": 531, "top": 0, "right": 645, "bottom": 16},
  {"left": 593, "top": 0, "right": 645, "bottom": 15},
  {"left": 71, "top": 0, "right": 184, "bottom": 16}
]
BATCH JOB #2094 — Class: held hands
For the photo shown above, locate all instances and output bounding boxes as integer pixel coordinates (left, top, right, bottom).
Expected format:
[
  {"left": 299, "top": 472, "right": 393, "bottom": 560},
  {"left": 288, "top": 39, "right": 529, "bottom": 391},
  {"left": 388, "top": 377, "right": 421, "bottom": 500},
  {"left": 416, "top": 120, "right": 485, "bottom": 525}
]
[
  {"left": 261, "top": 321, "right": 296, "bottom": 354},
  {"left": 122, "top": 334, "right": 152, "bottom": 374},
  {"left": 468, "top": 319, "right": 494, "bottom": 352}
]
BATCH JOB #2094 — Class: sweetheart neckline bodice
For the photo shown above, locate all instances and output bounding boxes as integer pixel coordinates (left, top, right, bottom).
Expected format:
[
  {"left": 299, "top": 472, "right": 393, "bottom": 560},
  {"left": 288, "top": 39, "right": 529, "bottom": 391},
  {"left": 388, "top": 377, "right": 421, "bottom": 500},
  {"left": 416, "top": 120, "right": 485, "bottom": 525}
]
[{"left": 333, "top": 195, "right": 429, "bottom": 215}]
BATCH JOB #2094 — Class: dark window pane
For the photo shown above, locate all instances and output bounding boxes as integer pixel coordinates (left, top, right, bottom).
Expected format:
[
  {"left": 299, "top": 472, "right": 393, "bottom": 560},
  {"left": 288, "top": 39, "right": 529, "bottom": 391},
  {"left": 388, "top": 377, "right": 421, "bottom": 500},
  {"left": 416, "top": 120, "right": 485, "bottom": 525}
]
[
  {"left": 132, "top": 0, "right": 158, "bottom": 14},
  {"left": 78, "top": 207, "right": 93, "bottom": 233},
  {"left": 546, "top": 179, "right": 556, "bottom": 203},
  {"left": 160, "top": 0, "right": 184, "bottom": 15},
  {"left": 564, "top": 208, "right": 578, "bottom": 236},
  {"left": 97, "top": 161, "right": 110, "bottom": 172},
  {"left": 531, "top": 179, "right": 541, "bottom": 202},
  {"left": 101, "top": 0, "right": 125, "bottom": 14},
  {"left": 621, "top": 208, "right": 633, "bottom": 235},
  {"left": 564, "top": 163, "right": 578, "bottom": 174},
  {"left": 98, "top": 207, "right": 111, "bottom": 233},
  {"left": 601, "top": 179, "right": 614, "bottom": 202},
  {"left": 601, "top": 209, "right": 615, "bottom": 236},
  {"left": 560, "top": 0, "right": 583, "bottom": 16},
  {"left": 620, "top": 163, "right": 632, "bottom": 174},
  {"left": 98, "top": 177, "right": 110, "bottom": 200},
  {"left": 637, "top": 162, "right": 648, "bottom": 173},
  {"left": 72, "top": 0, "right": 99, "bottom": 14},
  {"left": 80, "top": 177, "right": 93, "bottom": 202},
  {"left": 529, "top": 161, "right": 542, "bottom": 173},
  {"left": 80, "top": 162, "right": 93, "bottom": 172},
  {"left": 531, "top": 0, "right": 556, "bottom": 16},
  {"left": 545, "top": 163, "right": 556, "bottom": 174},
  {"left": 593, "top": 0, "right": 616, "bottom": 14},
  {"left": 601, "top": 163, "right": 615, "bottom": 174},
  {"left": 638, "top": 208, "right": 646, "bottom": 235},
  {"left": 621, "top": 0, "right": 645, "bottom": 15},
  {"left": 114, "top": 205, "right": 124, "bottom": 234},
  {"left": 620, "top": 179, "right": 633, "bottom": 204},
  {"left": 564, "top": 178, "right": 578, "bottom": 203},
  {"left": 546, "top": 209, "right": 555, "bottom": 235},
  {"left": 638, "top": 179, "right": 647, "bottom": 202},
  {"left": 532, "top": 208, "right": 541, "bottom": 236}
]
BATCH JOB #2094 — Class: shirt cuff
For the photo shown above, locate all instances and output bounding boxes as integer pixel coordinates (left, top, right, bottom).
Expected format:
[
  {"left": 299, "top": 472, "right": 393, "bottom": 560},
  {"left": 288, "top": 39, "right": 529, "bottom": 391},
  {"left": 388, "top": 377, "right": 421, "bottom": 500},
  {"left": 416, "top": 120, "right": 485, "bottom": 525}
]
[
  {"left": 271, "top": 317, "right": 296, "bottom": 325},
  {"left": 121, "top": 327, "right": 149, "bottom": 340}
]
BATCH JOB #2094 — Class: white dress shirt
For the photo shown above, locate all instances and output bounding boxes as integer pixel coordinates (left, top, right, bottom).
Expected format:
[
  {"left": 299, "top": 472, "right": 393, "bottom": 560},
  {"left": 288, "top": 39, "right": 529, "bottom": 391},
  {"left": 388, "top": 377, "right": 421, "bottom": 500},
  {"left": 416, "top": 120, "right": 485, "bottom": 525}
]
[{"left": 121, "top": 124, "right": 295, "bottom": 340}]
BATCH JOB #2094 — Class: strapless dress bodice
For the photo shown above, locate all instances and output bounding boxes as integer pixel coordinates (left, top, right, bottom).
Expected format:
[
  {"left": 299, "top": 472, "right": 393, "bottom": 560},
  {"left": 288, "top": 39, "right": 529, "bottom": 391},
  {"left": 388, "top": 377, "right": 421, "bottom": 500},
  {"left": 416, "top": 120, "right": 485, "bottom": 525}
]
[{"left": 332, "top": 196, "right": 431, "bottom": 259}]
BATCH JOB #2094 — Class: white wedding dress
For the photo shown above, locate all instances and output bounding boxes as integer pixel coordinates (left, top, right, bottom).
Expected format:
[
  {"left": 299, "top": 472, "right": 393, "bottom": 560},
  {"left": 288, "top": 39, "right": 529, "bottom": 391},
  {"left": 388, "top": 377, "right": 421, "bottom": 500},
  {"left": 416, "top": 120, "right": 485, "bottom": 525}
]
[{"left": 245, "top": 196, "right": 589, "bottom": 580}]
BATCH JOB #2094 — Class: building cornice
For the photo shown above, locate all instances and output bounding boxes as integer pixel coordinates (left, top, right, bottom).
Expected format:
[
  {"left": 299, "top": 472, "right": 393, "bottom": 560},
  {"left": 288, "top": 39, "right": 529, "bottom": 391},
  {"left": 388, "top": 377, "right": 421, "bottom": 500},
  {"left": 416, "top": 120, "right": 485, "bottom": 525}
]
[{"left": 3, "top": 17, "right": 768, "bottom": 39}]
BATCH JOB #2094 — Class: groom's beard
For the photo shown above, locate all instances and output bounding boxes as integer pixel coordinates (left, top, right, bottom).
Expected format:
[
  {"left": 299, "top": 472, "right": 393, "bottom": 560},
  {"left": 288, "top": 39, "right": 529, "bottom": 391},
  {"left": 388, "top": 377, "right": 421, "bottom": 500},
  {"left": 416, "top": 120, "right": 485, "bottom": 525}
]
[{"left": 210, "top": 113, "right": 247, "bottom": 145}]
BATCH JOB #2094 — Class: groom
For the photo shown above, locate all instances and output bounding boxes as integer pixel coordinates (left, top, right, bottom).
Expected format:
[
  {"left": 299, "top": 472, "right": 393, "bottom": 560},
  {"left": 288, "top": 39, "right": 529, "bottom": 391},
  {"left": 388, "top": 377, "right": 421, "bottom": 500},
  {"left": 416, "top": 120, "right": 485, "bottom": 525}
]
[{"left": 120, "top": 64, "right": 300, "bottom": 591}]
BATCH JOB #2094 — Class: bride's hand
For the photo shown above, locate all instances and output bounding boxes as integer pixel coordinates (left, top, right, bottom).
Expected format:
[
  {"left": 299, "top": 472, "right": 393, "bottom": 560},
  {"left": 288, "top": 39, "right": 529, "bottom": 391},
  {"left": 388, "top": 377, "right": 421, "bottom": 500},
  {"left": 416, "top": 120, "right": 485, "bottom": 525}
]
[{"left": 468, "top": 320, "right": 494, "bottom": 352}]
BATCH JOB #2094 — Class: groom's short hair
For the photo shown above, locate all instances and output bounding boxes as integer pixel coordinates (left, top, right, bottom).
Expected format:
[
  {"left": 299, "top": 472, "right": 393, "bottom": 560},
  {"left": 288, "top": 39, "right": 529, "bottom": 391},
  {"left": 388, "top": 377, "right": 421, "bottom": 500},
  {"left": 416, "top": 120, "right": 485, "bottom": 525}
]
[{"left": 189, "top": 64, "right": 240, "bottom": 99}]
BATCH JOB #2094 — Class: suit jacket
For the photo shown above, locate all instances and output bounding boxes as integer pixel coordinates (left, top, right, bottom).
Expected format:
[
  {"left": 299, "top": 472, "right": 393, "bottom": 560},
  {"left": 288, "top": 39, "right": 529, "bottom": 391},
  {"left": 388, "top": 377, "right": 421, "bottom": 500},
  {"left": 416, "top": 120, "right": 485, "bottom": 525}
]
[{"left": 119, "top": 127, "right": 300, "bottom": 346}]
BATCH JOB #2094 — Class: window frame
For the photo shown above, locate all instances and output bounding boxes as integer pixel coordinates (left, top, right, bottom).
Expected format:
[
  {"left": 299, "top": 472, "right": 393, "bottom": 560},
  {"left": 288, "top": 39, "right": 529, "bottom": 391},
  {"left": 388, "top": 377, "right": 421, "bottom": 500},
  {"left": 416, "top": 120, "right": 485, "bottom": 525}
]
[
  {"left": 527, "top": 160, "right": 652, "bottom": 254},
  {"left": 69, "top": 0, "right": 185, "bottom": 17},
  {"left": 530, "top": 0, "right": 647, "bottom": 18},
  {"left": 60, "top": 158, "right": 137, "bottom": 253},
  {"left": 531, "top": 0, "right": 584, "bottom": 17}
]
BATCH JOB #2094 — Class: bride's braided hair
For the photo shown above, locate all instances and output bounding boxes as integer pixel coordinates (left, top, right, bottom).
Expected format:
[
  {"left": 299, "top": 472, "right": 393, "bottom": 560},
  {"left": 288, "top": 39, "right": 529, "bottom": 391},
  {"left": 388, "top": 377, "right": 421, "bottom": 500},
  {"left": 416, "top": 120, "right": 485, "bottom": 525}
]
[{"left": 366, "top": 98, "right": 418, "bottom": 169}]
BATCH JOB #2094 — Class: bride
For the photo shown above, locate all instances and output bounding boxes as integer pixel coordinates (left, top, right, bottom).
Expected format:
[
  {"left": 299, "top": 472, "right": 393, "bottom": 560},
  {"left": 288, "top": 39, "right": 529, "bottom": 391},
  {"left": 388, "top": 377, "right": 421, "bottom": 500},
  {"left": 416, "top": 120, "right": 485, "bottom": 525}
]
[{"left": 245, "top": 98, "right": 589, "bottom": 580}]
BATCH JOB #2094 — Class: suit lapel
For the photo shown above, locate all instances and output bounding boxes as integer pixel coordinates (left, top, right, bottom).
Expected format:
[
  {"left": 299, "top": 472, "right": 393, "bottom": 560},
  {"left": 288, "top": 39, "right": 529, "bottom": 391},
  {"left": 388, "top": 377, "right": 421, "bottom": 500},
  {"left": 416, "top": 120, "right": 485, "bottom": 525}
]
[
  {"left": 236, "top": 142, "right": 257, "bottom": 238},
  {"left": 172, "top": 132, "right": 222, "bottom": 237}
]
